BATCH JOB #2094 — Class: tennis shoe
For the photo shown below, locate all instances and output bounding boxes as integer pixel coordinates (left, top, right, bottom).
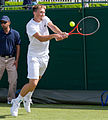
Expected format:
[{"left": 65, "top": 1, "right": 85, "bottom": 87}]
[
  {"left": 11, "top": 99, "right": 20, "bottom": 116},
  {"left": 23, "top": 97, "right": 33, "bottom": 113}
]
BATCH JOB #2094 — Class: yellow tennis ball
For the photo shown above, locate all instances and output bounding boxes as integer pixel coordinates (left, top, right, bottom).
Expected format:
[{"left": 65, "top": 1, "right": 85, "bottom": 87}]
[{"left": 69, "top": 21, "right": 75, "bottom": 27}]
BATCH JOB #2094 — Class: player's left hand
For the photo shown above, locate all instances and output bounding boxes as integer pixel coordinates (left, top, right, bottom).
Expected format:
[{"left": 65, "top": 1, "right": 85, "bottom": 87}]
[
  {"left": 61, "top": 32, "right": 68, "bottom": 39},
  {"left": 56, "top": 32, "right": 68, "bottom": 41}
]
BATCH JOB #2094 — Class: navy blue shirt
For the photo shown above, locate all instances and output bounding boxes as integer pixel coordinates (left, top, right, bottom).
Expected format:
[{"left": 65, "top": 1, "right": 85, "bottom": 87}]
[
  {"left": 0, "top": 28, "right": 21, "bottom": 56},
  {"left": 23, "top": 0, "right": 32, "bottom": 5}
]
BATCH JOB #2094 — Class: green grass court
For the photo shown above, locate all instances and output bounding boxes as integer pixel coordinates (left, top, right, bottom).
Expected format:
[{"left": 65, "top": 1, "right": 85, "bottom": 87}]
[{"left": 0, "top": 103, "right": 108, "bottom": 120}]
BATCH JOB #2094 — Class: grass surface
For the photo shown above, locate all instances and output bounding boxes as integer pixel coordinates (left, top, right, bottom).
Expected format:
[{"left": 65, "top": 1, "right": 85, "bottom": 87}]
[{"left": 0, "top": 103, "right": 108, "bottom": 120}]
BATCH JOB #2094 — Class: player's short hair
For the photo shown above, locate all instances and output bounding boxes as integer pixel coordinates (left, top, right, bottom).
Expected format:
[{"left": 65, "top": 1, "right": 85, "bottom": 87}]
[{"left": 32, "top": 5, "right": 46, "bottom": 12}]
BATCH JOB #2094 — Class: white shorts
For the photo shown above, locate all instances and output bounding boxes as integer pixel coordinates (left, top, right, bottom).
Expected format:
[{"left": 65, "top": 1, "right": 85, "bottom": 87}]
[{"left": 27, "top": 55, "right": 49, "bottom": 79}]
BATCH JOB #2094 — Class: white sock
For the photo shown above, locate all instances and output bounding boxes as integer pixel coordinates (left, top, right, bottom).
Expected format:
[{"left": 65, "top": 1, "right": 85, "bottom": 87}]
[
  {"left": 16, "top": 94, "right": 23, "bottom": 103},
  {"left": 24, "top": 91, "right": 33, "bottom": 100}
]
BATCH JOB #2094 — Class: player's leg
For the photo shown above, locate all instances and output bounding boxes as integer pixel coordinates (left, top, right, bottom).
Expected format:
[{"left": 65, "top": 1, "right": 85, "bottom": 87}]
[
  {"left": 24, "top": 76, "right": 42, "bottom": 102},
  {"left": 23, "top": 55, "right": 49, "bottom": 113},
  {"left": 11, "top": 56, "right": 40, "bottom": 116},
  {"left": 23, "top": 78, "right": 41, "bottom": 112},
  {"left": 6, "top": 57, "right": 17, "bottom": 104},
  {"left": 20, "top": 78, "right": 40, "bottom": 97},
  {"left": 23, "top": 55, "right": 49, "bottom": 102},
  {"left": 24, "top": 76, "right": 42, "bottom": 100},
  {"left": 23, "top": 91, "right": 33, "bottom": 113},
  {"left": 11, "top": 78, "right": 40, "bottom": 116},
  {"left": 22, "top": 56, "right": 41, "bottom": 112}
]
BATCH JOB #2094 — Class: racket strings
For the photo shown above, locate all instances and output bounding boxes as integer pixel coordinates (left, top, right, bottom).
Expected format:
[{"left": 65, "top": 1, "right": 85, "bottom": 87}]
[{"left": 78, "top": 17, "right": 99, "bottom": 35}]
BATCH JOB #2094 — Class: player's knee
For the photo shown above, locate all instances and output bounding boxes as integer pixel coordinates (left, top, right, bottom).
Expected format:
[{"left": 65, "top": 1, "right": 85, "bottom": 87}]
[
  {"left": 29, "top": 80, "right": 38, "bottom": 90},
  {"left": 31, "top": 83, "right": 36, "bottom": 89}
]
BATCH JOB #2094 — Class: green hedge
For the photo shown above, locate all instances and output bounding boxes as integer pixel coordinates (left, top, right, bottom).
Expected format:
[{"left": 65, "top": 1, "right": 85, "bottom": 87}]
[
  {"left": 3, "top": 1, "right": 108, "bottom": 10},
  {"left": 5, "top": 1, "right": 23, "bottom": 6}
]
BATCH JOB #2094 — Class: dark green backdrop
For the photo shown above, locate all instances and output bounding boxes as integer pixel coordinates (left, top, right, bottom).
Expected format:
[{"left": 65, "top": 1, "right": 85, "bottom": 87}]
[{"left": 0, "top": 7, "right": 108, "bottom": 90}]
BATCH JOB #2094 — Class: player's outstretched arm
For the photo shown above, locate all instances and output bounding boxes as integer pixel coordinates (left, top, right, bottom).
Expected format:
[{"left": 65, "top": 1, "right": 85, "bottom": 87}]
[
  {"left": 33, "top": 32, "right": 64, "bottom": 42},
  {"left": 48, "top": 22, "right": 63, "bottom": 34},
  {"left": 48, "top": 22, "right": 68, "bottom": 41}
]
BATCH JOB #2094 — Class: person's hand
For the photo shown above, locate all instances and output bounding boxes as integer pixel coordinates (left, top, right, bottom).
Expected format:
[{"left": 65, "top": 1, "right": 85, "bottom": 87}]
[
  {"left": 54, "top": 34, "right": 64, "bottom": 41},
  {"left": 61, "top": 32, "right": 68, "bottom": 39},
  {"left": 56, "top": 32, "right": 68, "bottom": 41},
  {"left": 13, "top": 60, "right": 18, "bottom": 69}
]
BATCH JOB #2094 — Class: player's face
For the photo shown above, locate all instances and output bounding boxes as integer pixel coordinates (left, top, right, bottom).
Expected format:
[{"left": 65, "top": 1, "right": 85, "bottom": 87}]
[{"left": 34, "top": 8, "right": 45, "bottom": 22}]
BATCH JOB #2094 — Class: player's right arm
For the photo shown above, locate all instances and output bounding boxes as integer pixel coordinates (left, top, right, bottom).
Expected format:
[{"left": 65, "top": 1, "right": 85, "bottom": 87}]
[
  {"left": 33, "top": 32, "right": 63, "bottom": 42},
  {"left": 26, "top": 20, "right": 65, "bottom": 42}
]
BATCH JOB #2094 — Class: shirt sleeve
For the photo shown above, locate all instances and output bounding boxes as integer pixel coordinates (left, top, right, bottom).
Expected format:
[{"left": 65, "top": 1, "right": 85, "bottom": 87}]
[
  {"left": 26, "top": 23, "right": 39, "bottom": 37},
  {"left": 26, "top": 17, "right": 52, "bottom": 37},
  {"left": 15, "top": 31, "right": 21, "bottom": 45},
  {"left": 44, "top": 16, "right": 52, "bottom": 26}
]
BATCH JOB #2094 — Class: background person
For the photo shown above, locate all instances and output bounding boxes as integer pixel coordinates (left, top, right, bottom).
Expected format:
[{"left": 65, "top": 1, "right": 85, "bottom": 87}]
[
  {"left": 0, "top": 0, "right": 5, "bottom": 10},
  {"left": 23, "top": 0, "right": 32, "bottom": 9},
  {"left": 32, "top": 0, "right": 37, "bottom": 5},
  {"left": 0, "top": 0, "right": 5, "bottom": 5},
  {"left": 23, "top": 0, "right": 32, "bottom": 5},
  {"left": 0, "top": 16, "right": 21, "bottom": 104}
]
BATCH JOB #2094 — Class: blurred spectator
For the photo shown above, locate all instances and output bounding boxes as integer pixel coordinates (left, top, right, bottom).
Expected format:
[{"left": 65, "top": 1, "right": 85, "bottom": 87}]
[
  {"left": 23, "top": 0, "right": 32, "bottom": 9},
  {"left": 0, "top": 0, "right": 5, "bottom": 5},
  {"left": 32, "top": 0, "right": 37, "bottom": 5},
  {"left": 84, "top": 0, "right": 89, "bottom": 7},
  {"left": 0, "top": 0, "right": 5, "bottom": 10},
  {"left": 23, "top": 0, "right": 32, "bottom": 5}
]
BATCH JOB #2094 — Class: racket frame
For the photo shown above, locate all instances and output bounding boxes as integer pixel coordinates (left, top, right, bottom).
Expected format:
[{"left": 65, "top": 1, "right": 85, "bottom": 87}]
[{"left": 68, "top": 16, "right": 100, "bottom": 36}]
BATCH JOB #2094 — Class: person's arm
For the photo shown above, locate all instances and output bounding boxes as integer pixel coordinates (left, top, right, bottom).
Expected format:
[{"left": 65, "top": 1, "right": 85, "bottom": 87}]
[
  {"left": 48, "top": 22, "right": 63, "bottom": 34},
  {"left": 14, "top": 45, "right": 20, "bottom": 69},
  {"left": 48, "top": 22, "right": 68, "bottom": 41},
  {"left": 33, "top": 32, "right": 63, "bottom": 42},
  {"left": 32, "top": 21, "right": 68, "bottom": 42}
]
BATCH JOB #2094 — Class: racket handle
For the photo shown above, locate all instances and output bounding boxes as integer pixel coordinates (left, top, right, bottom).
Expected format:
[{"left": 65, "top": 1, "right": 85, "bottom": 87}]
[{"left": 68, "top": 33, "right": 71, "bottom": 35}]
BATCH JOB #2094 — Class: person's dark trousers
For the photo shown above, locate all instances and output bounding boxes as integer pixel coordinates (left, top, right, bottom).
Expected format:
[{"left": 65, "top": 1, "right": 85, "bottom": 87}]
[{"left": 0, "top": 0, "right": 5, "bottom": 5}]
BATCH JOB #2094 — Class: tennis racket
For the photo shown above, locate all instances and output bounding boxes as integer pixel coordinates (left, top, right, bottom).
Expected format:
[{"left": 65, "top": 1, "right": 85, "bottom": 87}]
[{"left": 68, "top": 16, "right": 100, "bottom": 36}]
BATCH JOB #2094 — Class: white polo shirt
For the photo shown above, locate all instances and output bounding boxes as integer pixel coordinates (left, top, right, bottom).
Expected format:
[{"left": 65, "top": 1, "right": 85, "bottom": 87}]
[{"left": 26, "top": 16, "right": 52, "bottom": 57}]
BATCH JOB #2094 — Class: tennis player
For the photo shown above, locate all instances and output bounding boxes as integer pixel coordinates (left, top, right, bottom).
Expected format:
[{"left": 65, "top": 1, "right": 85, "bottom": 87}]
[{"left": 11, "top": 4, "right": 68, "bottom": 116}]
